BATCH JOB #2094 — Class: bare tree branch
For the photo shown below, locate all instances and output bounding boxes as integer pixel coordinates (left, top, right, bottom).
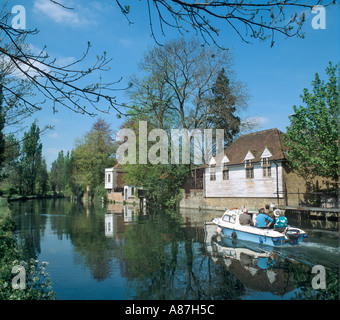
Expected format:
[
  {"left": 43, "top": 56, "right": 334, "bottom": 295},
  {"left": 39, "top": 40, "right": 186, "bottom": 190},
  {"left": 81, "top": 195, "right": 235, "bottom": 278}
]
[
  {"left": 116, "top": 0, "right": 335, "bottom": 47},
  {"left": 0, "top": 3, "right": 130, "bottom": 124}
]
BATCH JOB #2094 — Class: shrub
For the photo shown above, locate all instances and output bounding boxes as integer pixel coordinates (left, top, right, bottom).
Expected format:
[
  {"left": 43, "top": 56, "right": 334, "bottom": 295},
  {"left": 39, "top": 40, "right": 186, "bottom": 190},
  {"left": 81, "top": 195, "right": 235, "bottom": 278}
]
[{"left": 0, "top": 199, "right": 56, "bottom": 300}]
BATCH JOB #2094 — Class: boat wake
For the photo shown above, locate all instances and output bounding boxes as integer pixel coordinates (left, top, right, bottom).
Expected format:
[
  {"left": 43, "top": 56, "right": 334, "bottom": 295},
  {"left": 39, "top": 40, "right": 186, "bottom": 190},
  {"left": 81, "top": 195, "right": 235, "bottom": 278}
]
[{"left": 298, "top": 241, "right": 339, "bottom": 255}]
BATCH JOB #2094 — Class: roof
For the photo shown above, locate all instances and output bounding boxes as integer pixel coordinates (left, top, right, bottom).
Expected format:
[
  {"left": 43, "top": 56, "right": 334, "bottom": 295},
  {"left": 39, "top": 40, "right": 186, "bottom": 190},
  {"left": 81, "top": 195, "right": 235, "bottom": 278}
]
[{"left": 212, "top": 128, "right": 287, "bottom": 166}]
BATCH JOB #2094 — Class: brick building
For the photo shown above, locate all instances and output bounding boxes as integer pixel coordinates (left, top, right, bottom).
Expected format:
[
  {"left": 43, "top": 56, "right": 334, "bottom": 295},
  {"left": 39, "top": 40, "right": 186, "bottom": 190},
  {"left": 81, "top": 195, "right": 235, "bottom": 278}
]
[{"left": 104, "top": 164, "right": 138, "bottom": 203}]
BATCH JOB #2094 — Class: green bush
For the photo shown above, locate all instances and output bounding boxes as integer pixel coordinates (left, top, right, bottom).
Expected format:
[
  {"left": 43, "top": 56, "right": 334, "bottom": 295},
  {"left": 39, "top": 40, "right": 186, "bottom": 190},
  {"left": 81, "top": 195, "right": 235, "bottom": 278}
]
[
  {"left": 94, "top": 184, "right": 107, "bottom": 202},
  {"left": 0, "top": 199, "right": 56, "bottom": 300}
]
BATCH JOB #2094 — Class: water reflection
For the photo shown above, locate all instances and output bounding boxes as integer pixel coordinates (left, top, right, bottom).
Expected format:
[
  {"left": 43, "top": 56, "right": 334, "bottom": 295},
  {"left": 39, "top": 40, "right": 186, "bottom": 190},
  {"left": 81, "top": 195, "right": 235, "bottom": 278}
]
[
  {"left": 10, "top": 199, "right": 339, "bottom": 300},
  {"left": 204, "top": 223, "right": 295, "bottom": 296}
]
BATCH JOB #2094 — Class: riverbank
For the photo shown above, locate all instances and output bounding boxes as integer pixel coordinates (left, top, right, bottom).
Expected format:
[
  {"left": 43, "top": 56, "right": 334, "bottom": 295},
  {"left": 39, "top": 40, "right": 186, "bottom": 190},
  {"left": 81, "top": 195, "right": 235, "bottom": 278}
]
[
  {"left": 4, "top": 193, "right": 65, "bottom": 202},
  {"left": 0, "top": 198, "right": 56, "bottom": 300}
]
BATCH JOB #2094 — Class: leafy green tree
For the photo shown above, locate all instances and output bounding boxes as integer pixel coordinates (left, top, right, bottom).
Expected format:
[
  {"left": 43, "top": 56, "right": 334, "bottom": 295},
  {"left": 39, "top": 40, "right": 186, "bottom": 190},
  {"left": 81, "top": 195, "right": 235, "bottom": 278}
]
[
  {"left": 0, "top": 134, "right": 21, "bottom": 193},
  {"left": 36, "top": 159, "right": 49, "bottom": 195},
  {"left": 119, "top": 118, "right": 189, "bottom": 208},
  {"left": 72, "top": 118, "right": 116, "bottom": 195},
  {"left": 205, "top": 68, "right": 243, "bottom": 147},
  {"left": 20, "top": 122, "right": 43, "bottom": 195},
  {"left": 50, "top": 150, "right": 67, "bottom": 193},
  {"left": 284, "top": 62, "right": 339, "bottom": 186},
  {"left": 129, "top": 37, "right": 248, "bottom": 132}
]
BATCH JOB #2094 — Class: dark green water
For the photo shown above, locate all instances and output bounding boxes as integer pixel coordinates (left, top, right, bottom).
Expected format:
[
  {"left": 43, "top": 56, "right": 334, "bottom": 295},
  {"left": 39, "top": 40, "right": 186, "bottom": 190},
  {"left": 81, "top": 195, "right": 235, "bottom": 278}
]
[{"left": 10, "top": 199, "right": 339, "bottom": 300}]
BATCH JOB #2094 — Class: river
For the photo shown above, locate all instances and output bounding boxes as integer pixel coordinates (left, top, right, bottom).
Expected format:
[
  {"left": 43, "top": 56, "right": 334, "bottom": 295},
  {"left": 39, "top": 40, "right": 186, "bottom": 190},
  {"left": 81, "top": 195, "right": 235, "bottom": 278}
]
[{"left": 10, "top": 199, "right": 339, "bottom": 300}]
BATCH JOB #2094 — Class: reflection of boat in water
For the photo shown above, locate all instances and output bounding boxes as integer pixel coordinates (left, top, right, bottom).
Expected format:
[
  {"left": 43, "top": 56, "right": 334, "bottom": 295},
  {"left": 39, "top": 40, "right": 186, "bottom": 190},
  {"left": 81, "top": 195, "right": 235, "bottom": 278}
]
[
  {"left": 204, "top": 222, "right": 296, "bottom": 296},
  {"left": 212, "top": 208, "right": 308, "bottom": 246}
]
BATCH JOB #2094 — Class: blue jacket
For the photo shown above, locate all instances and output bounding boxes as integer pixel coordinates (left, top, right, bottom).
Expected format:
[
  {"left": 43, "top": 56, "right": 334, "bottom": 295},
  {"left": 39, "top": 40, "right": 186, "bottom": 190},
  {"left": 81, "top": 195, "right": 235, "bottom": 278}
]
[{"left": 256, "top": 213, "right": 273, "bottom": 228}]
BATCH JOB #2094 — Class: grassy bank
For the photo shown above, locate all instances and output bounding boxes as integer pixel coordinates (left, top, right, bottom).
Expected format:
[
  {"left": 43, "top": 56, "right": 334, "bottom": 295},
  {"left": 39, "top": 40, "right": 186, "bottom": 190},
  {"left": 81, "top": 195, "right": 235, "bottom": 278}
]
[{"left": 0, "top": 198, "right": 56, "bottom": 300}]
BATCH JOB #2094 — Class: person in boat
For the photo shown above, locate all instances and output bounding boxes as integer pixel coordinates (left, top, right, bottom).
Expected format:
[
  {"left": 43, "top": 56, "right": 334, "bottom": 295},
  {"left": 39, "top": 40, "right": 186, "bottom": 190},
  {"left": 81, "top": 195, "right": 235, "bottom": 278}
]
[
  {"left": 274, "top": 212, "right": 288, "bottom": 232},
  {"left": 265, "top": 204, "right": 275, "bottom": 228},
  {"left": 255, "top": 208, "right": 274, "bottom": 229},
  {"left": 239, "top": 208, "right": 254, "bottom": 226},
  {"left": 265, "top": 204, "right": 274, "bottom": 219}
]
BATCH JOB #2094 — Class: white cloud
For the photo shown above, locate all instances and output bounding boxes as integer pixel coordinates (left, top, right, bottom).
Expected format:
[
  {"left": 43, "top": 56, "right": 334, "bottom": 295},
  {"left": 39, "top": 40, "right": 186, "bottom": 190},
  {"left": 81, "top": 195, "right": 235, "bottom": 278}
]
[
  {"left": 244, "top": 116, "right": 270, "bottom": 126},
  {"left": 0, "top": 54, "right": 50, "bottom": 79},
  {"left": 33, "top": 0, "right": 90, "bottom": 26},
  {"left": 49, "top": 132, "right": 60, "bottom": 139}
]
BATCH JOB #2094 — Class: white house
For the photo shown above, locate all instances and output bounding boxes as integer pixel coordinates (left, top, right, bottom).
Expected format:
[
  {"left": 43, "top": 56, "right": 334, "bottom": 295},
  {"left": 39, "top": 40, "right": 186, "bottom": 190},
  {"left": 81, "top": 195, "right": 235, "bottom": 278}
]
[
  {"left": 202, "top": 128, "right": 288, "bottom": 208},
  {"left": 104, "top": 164, "right": 138, "bottom": 203}
]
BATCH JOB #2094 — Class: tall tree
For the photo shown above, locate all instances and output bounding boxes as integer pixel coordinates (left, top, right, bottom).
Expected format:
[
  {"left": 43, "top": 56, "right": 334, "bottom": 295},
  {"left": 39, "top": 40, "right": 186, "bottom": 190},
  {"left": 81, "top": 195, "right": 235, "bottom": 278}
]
[
  {"left": 50, "top": 150, "right": 67, "bottom": 193},
  {"left": 204, "top": 68, "right": 243, "bottom": 147},
  {"left": 36, "top": 158, "right": 49, "bottom": 195},
  {"left": 128, "top": 37, "right": 248, "bottom": 132},
  {"left": 72, "top": 118, "right": 116, "bottom": 194},
  {"left": 21, "top": 122, "right": 43, "bottom": 195},
  {"left": 284, "top": 62, "right": 339, "bottom": 185}
]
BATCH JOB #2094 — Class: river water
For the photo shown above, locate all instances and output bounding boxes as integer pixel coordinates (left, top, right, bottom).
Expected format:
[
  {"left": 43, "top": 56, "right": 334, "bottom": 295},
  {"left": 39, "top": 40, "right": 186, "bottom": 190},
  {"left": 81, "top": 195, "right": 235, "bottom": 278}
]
[{"left": 10, "top": 199, "right": 339, "bottom": 300}]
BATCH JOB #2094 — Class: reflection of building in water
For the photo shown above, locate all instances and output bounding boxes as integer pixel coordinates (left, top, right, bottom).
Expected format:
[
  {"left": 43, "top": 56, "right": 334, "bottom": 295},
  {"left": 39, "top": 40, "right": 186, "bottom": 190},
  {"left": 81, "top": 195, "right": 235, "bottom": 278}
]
[
  {"left": 104, "top": 204, "right": 145, "bottom": 240},
  {"left": 204, "top": 223, "right": 295, "bottom": 296},
  {"left": 124, "top": 206, "right": 138, "bottom": 222},
  {"left": 105, "top": 214, "right": 114, "bottom": 237},
  {"left": 104, "top": 209, "right": 126, "bottom": 244}
]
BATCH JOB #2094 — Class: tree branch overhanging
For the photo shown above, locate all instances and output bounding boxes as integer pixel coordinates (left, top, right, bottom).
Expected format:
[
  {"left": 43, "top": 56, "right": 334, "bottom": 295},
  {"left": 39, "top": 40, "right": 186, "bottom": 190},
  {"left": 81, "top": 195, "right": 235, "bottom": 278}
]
[
  {"left": 0, "top": 6, "right": 130, "bottom": 120},
  {"left": 117, "top": 0, "right": 335, "bottom": 47}
]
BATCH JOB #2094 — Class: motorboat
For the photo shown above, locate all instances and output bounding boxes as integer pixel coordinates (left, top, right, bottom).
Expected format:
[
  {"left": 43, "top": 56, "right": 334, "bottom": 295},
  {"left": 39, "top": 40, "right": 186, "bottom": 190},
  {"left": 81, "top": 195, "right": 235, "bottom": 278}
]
[{"left": 212, "top": 208, "right": 308, "bottom": 246}]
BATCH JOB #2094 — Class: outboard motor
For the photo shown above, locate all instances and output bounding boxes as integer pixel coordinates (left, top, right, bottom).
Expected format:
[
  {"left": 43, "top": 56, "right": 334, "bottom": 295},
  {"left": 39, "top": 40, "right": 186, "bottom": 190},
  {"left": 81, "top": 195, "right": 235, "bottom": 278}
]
[{"left": 285, "top": 228, "right": 300, "bottom": 245}]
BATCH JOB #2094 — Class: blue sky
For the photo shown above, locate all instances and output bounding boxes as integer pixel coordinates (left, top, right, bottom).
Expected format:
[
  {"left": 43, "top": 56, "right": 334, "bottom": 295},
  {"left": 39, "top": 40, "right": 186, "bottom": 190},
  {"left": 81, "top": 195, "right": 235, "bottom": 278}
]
[{"left": 5, "top": 0, "right": 339, "bottom": 168}]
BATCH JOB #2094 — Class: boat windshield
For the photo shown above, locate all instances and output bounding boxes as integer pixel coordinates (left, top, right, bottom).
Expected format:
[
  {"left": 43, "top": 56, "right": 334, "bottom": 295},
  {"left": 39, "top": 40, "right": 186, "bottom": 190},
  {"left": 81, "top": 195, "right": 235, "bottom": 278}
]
[{"left": 222, "top": 214, "right": 236, "bottom": 223}]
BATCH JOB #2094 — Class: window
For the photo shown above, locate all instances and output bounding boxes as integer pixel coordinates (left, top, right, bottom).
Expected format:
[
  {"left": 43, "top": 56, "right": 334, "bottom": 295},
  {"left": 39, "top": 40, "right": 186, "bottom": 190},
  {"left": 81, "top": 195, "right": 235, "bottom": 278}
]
[
  {"left": 262, "top": 157, "right": 271, "bottom": 177},
  {"left": 210, "top": 166, "right": 216, "bottom": 181},
  {"left": 222, "top": 214, "right": 236, "bottom": 223},
  {"left": 107, "top": 173, "right": 111, "bottom": 183},
  {"left": 223, "top": 162, "right": 229, "bottom": 180},
  {"left": 245, "top": 160, "right": 254, "bottom": 179}
]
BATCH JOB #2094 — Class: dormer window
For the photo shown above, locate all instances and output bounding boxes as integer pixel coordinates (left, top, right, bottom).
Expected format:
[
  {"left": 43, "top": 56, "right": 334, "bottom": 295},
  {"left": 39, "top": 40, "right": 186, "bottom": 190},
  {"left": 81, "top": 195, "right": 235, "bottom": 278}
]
[
  {"left": 208, "top": 157, "right": 217, "bottom": 181},
  {"left": 221, "top": 155, "right": 230, "bottom": 180},
  {"left": 245, "top": 160, "right": 254, "bottom": 179},
  {"left": 244, "top": 159, "right": 253, "bottom": 168},
  {"left": 223, "top": 162, "right": 229, "bottom": 180},
  {"left": 244, "top": 151, "right": 255, "bottom": 179},
  {"left": 209, "top": 165, "right": 216, "bottom": 181},
  {"left": 260, "top": 148, "right": 272, "bottom": 178},
  {"left": 262, "top": 157, "right": 271, "bottom": 177}
]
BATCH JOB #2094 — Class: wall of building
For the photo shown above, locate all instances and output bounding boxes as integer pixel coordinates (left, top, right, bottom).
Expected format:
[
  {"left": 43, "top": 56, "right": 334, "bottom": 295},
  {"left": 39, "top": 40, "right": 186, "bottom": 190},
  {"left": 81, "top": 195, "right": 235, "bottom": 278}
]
[
  {"left": 204, "top": 162, "right": 284, "bottom": 199},
  {"left": 282, "top": 163, "right": 337, "bottom": 207},
  {"left": 107, "top": 191, "right": 124, "bottom": 202},
  {"left": 180, "top": 192, "right": 278, "bottom": 211}
]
